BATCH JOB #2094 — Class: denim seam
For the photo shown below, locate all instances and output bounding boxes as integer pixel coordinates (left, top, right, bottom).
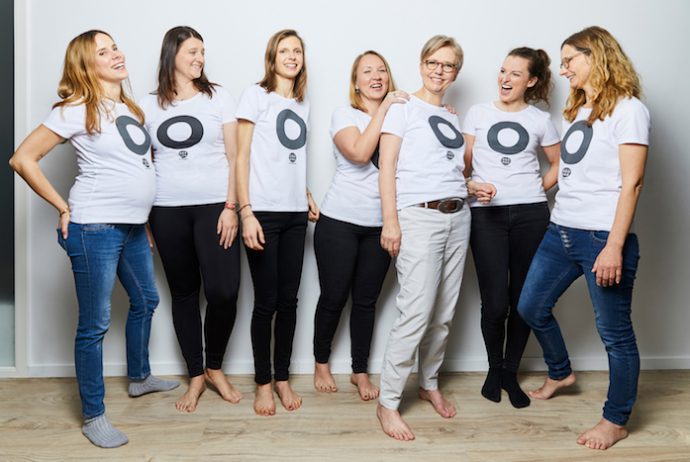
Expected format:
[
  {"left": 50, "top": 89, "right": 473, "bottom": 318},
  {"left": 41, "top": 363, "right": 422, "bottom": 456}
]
[{"left": 120, "top": 232, "right": 149, "bottom": 381}]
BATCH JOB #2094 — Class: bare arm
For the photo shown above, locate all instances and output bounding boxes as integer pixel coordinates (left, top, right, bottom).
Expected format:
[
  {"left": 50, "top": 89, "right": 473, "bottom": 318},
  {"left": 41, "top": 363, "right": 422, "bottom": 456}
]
[
  {"left": 592, "top": 143, "right": 648, "bottom": 286},
  {"left": 462, "top": 133, "right": 496, "bottom": 203},
  {"left": 9, "top": 125, "right": 70, "bottom": 237},
  {"left": 333, "top": 92, "right": 408, "bottom": 164},
  {"left": 379, "top": 133, "right": 402, "bottom": 257},
  {"left": 541, "top": 142, "right": 561, "bottom": 191},
  {"left": 217, "top": 121, "right": 239, "bottom": 249},
  {"left": 462, "top": 133, "right": 474, "bottom": 179},
  {"left": 236, "top": 119, "right": 264, "bottom": 250}
]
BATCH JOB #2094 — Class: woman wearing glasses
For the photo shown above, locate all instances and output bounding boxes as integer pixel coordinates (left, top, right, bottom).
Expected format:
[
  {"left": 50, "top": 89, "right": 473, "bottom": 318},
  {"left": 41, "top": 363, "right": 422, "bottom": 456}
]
[
  {"left": 236, "top": 29, "right": 319, "bottom": 416},
  {"left": 376, "top": 35, "right": 492, "bottom": 441},
  {"left": 463, "top": 47, "right": 560, "bottom": 409},
  {"left": 518, "top": 26, "right": 650, "bottom": 450},
  {"left": 313, "top": 51, "right": 408, "bottom": 400}
]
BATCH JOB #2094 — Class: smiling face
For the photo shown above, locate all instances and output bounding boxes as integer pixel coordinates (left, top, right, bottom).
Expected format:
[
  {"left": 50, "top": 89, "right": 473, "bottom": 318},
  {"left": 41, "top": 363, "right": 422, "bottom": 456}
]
[
  {"left": 497, "top": 55, "right": 537, "bottom": 105},
  {"left": 355, "top": 53, "right": 390, "bottom": 104},
  {"left": 419, "top": 46, "right": 458, "bottom": 96},
  {"left": 560, "top": 44, "right": 591, "bottom": 92},
  {"left": 274, "top": 35, "right": 303, "bottom": 80},
  {"left": 93, "top": 33, "right": 127, "bottom": 85},
  {"left": 175, "top": 37, "right": 205, "bottom": 83}
]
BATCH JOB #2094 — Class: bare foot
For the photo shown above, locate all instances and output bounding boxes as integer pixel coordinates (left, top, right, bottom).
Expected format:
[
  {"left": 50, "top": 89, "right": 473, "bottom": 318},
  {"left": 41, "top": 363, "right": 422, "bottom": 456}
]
[
  {"left": 253, "top": 383, "right": 276, "bottom": 416},
  {"left": 351, "top": 373, "right": 379, "bottom": 401},
  {"left": 274, "top": 380, "right": 302, "bottom": 411},
  {"left": 376, "top": 404, "right": 415, "bottom": 441},
  {"left": 577, "top": 418, "right": 629, "bottom": 450},
  {"left": 529, "top": 373, "right": 576, "bottom": 400},
  {"left": 204, "top": 368, "right": 243, "bottom": 404},
  {"left": 418, "top": 388, "right": 457, "bottom": 418},
  {"left": 175, "top": 375, "right": 206, "bottom": 413},
  {"left": 314, "top": 363, "right": 337, "bottom": 392}
]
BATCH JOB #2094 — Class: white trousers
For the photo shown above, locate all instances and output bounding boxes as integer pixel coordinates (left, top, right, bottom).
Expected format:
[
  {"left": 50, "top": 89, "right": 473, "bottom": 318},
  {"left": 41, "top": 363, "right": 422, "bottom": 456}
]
[{"left": 379, "top": 206, "right": 471, "bottom": 410}]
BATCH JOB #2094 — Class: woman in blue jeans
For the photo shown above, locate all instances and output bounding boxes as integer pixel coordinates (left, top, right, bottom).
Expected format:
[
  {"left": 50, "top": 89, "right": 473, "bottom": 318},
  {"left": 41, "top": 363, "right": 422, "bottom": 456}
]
[
  {"left": 517, "top": 26, "right": 650, "bottom": 450},
  {"left": 10, "top": 30, "right": 178, "bottom": 448}
]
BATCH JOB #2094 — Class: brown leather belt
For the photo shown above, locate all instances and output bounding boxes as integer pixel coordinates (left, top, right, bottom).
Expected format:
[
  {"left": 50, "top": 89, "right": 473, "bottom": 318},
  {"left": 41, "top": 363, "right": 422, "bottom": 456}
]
[{"left": 417, "top": 197, "right": 465, "bottom": 214}]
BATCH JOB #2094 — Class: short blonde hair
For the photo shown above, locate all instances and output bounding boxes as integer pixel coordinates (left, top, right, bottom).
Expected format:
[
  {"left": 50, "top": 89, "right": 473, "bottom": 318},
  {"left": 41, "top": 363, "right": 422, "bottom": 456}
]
[
  {"left": 420, "top": 35, "right": 464, "bottom": 71},
  {"left": 349, "top": 50, "right": 397, "bottom": 112}
]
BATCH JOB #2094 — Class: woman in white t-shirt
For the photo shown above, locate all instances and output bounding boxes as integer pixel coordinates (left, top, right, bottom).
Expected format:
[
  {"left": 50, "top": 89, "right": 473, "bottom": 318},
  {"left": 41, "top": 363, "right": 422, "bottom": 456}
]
[
  {"left": 10, "top": 30, "right": 178, "bottom": 448},
  {"left": 463, "top": 47, "right": 560, "bottom": 409},
  {"left": 142, "top": 26, "right": 241, "bottom": 414},
  {"left": 236, "top": 29, "right": 318, "bottom": 416},
  {"left": 376, "top": 35, "right": 492, "bottom": 441},
  {"left": 517, "top": 26, "right": 650, "bottom": 450},
  {"left": 313, "top": 51, "right": 408, "bottom": 400}
]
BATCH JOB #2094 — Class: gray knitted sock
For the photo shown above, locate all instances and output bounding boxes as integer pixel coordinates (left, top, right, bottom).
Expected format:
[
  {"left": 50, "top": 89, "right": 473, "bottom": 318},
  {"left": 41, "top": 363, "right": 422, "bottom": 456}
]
[
  {"left": 81, "top": 414, "right": 128, "bottom": 448},
  {"left": 128, "top": 374, "right": 180, "bottom": 397}
]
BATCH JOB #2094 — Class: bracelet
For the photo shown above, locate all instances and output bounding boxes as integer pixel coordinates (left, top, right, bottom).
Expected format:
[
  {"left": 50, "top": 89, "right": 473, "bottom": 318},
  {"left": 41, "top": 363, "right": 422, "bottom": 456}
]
[
  {"left": 224, "top": 201, "right": 238, "bottom": 211},
  {"left": 238, "top": 203, "right": 252, "bottom": 213}
]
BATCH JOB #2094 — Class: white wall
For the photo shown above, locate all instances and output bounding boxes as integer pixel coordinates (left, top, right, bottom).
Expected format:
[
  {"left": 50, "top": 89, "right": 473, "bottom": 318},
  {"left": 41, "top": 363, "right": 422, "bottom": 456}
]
[{"left": 11, "top": 0, "right": 690, "bottom": 378}]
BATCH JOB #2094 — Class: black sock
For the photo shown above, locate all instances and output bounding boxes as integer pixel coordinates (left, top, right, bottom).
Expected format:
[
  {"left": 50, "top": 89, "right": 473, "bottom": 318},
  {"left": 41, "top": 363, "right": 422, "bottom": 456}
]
[
  {"left": 481, "top": 368, "right": 502, "bottom": 403},
  {"left": 501, "top": 369, "right": 530, "bottom": 408}
]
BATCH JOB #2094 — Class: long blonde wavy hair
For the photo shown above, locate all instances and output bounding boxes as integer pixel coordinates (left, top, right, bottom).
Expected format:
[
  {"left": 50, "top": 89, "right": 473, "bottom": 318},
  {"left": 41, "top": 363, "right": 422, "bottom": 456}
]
[
  {"left": 562, "top": 26, "right": 641, "bottom": 125},
  {"left": 54, "top": 30, "right": 144, "bottom": 134}
]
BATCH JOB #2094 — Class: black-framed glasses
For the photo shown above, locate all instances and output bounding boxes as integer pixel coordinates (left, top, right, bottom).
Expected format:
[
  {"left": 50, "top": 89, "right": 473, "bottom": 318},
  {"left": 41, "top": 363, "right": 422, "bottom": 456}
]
[
  {"left": 560, "top": 51, "right": 584, "bottom": 70},
  {"left": 424, "top": 60, "right": 457, "bottom": 73}
]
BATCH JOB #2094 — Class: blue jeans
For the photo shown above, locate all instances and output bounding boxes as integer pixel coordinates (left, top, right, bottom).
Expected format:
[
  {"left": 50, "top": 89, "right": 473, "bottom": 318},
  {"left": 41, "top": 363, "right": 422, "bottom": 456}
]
[
  {"left": 58, "top": 223, "right": 160, "bottom": 419},
  {"left": 517, "top": 223, "right": 640, "bottom": 426}
]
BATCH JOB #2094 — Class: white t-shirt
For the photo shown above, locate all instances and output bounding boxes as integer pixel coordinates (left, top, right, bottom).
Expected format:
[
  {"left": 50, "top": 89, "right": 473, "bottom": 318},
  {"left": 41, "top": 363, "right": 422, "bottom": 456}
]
[
  {"left": 381, "top": 95, "right": 467, "bottom": 209},
  {"left": 140, "top": 87, "right": 237, "bottom": 206},
  {"left": 320, "top": 106, "right": 382, "bottom": 227},
  {"left": 463, "top": 102, "right": 560, "bottom": 207},
  {"left": 235, "top": 84, "right": 310, "bottom": 212},
  {"left": 551, "top": 97, "right": 650, "bottom": 231},
  {"left": 43, "top": 102, "right": 155, "bottom": 224}
]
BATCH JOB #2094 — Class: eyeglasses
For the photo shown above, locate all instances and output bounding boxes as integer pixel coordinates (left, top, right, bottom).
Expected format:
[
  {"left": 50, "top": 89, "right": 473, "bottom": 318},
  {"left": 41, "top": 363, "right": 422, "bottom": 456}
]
[
  {"left": 560, "top": 51, "right": 584, "bottom": 70},
  {"left": 424, "top": 60, "right": 457, "bottom": 73}
]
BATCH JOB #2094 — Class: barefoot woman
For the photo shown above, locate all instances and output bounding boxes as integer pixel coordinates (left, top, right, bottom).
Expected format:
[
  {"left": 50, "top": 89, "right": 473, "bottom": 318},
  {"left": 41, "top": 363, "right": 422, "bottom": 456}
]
[
  {"left": 142, "top": 26, "right": 242, "bottom": 412},
  {"left": 313, "top": 51, "right": 407, "bottom": 400},
  {"left": 236, "top": 29, "right": 319, "bottom": 416},
  {"left": 518, "top": 26, "right": 650, "bottom": 450}
]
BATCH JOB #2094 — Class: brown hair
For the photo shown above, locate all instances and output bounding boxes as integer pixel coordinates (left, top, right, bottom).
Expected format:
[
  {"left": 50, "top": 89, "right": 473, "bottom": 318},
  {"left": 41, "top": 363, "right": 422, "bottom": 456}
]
[
  {"left": 54, "top": 30, "right": 144, "bottom": 134},
  {"left": 349, "top": 50, "right": 397, "bottom": 112},
  {"left": 258, "top": 29, "right": 307, "bottom": 102},
  {"left": 507, "top": 47, "right": 552, "bottom": 105},
  {"left": 561, "top": 26, "right": 641, "bottom": 124},
  {"left": 155, "top": 26, "right": 217, "bottom": 109}
]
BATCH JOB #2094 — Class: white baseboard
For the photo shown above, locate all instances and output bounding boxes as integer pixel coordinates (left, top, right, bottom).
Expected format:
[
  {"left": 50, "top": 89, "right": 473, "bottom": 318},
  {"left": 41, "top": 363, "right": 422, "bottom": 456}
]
[{"left": 16, "top": 356, "right": 690, "bottom": 379}]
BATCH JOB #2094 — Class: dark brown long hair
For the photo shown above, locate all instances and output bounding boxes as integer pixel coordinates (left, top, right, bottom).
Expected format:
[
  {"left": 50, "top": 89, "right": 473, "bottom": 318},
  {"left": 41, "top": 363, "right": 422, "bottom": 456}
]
[
  {"left": 258, "top": 29, "right": 307, "bottom": 102},
  {"left": 507, "top": 47, "right": 552, "bottom": 105},
  {"left": 155, "top": 26, "right": 216, "bottom": 108}
]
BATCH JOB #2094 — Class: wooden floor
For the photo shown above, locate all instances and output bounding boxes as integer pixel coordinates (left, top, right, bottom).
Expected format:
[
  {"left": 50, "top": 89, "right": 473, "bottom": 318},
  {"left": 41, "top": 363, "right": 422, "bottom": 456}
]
[{"left": 1, "top": 371, "right": 689, "bottom": 461}]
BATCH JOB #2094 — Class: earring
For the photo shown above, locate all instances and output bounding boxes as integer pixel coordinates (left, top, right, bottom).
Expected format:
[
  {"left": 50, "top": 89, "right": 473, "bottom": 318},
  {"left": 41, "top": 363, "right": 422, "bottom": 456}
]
[{"left": 355, "top": 87, "right": 360, "bottom": 93}]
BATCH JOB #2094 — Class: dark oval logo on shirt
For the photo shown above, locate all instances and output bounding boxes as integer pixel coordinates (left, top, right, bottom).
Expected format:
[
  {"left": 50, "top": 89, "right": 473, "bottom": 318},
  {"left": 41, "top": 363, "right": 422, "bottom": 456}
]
[
  {"left": 428, "top": 115, "right": 464, "bottom": 149},
  {"left": 487, "top": 121, "right": 529, "bottom": 155},
  {"left": 276, "top": 109, "right": 307, "bottom": 150},
  {"left": 115, "top": 116, "right": 151, "bottom": 155},
  {"left": 157, "top": 115, "right": 204, "bottom": 150},
  {"left": 560, "top": 120, "right": 593, "bottom": 165}
]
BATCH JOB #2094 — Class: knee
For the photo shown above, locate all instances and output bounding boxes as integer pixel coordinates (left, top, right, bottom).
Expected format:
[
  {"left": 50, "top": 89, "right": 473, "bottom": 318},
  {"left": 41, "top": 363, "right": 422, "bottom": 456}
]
[{"left": 516, "top": 298, "right": 543, "bottom": 329}]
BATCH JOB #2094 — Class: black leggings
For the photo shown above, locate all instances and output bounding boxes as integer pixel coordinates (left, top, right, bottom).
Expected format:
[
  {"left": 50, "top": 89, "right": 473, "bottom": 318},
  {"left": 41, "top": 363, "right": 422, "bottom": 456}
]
[
  {"left": 313, "top": 215, "right": 391, "bottom": 373},
  {"left": 149, "top": 203, "right": 240, "bottom": 378},
  {"left": 246, "top": 211, "right": 308, "bottom": 385},
  {"left": 470, "top": 202, "right": 549, "bottom": 372}
]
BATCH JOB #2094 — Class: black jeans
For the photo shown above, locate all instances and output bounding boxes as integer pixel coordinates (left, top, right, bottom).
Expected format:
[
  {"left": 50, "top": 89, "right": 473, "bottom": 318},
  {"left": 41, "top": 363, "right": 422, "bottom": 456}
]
[
  {"left": 470, "top": 202, "right": 549, "bottom": 372},
  {"left": 313, "top": 215, "right": 391, "bottom": 373},
  {"left": 149, "top": 203, "right": 240, "bottom": 378},
  {"left": 246, "top": 211, "right": 308, "bottom": 384}
]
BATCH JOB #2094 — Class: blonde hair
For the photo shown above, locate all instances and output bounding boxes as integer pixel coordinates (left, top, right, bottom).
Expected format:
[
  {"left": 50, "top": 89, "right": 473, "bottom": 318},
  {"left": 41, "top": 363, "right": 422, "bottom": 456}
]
[
  {"left": 54, "top": 30, "right": 144, "bottom": 134},
  {"left": 258, "top": 29, "right": 307, "bottom": 102},
  {"left": 562, "top": 26, "right": 641, "bottom": 124},
  {"left": 420, "top": 35, "right": 464, "bottom": 71},
  {"left": 349, "top": 50, "right": 397, "bottom": 112}
]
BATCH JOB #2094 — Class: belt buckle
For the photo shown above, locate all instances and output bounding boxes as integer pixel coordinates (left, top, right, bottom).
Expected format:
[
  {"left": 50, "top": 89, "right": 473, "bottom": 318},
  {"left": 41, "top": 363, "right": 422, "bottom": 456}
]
[{"left": 437, "top": 198, "right": 463, "bottom": 214}]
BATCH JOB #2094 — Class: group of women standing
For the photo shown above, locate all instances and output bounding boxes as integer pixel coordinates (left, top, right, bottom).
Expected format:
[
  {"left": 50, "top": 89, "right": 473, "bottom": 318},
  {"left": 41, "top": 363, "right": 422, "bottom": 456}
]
[{"left": 10, "top": 24, "right": 649, "bottom": 452}]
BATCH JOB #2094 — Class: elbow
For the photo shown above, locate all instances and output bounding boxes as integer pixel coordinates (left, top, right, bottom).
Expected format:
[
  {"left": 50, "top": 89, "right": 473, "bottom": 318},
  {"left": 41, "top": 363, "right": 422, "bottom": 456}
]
[{"left": 8, "top": 155, "right": 22, "bottom": 174}]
